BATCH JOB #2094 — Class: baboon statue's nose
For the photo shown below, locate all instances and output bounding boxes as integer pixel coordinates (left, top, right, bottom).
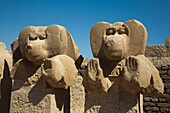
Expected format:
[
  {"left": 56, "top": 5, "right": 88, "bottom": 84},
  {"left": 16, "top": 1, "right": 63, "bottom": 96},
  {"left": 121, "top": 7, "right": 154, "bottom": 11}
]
[{"left": 26, "top": 44, "right": 32, "bottom": 50}]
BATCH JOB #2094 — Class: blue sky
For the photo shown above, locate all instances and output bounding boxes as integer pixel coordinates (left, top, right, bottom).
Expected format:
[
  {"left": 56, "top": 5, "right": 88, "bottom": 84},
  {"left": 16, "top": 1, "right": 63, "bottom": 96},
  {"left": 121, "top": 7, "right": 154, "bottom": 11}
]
[{"left": 0, "top": 0, "right": 170, "bottom": 58}]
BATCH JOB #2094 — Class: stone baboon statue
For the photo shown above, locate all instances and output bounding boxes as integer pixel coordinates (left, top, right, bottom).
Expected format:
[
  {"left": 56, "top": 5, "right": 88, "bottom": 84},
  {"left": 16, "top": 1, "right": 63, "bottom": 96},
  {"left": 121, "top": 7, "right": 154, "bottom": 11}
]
[
  {"left": 11, "top": 25, "right": 80, "bottom": 89},
  {"left": 84, "top": 20, "right": 163, "bottom": 96}
]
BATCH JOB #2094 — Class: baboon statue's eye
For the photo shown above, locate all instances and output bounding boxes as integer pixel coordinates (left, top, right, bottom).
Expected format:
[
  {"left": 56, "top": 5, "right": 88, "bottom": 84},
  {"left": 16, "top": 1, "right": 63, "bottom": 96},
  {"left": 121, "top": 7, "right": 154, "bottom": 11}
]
[
  {"left": 39, "top": 35, "right": 47, "bottom": 40},
  {"left": 118, "top": 29, "right": 125, "bottom": 34},
  {"left": 106, "top": 28, "right": 116, "bottom": 35},
  {"left": 29, "top": 35, "right": 37, "bottom": 40}
]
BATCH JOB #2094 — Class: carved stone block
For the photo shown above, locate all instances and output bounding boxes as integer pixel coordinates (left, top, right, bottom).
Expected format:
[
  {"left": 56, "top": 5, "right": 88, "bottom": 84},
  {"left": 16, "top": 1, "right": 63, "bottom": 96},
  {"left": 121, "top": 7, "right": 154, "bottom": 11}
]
[{"left": 10, "top": 81, "right": 69, "bottom": 113}]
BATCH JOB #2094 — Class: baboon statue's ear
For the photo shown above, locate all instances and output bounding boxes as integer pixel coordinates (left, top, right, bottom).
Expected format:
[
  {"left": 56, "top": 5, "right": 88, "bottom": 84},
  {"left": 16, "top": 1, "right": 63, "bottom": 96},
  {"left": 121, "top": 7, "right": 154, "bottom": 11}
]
[
  {"left": 46, "top": 25, "right": 80, "bottom": 61},
  {"left": 90, "top": 22, "right": 110, "bottom": 58},
  {"left": 64, "top": 28, "right": 80, "bottom": 61},
  {"left": 124, "top": 19, "right": 148, "bottom": 56},
  {"left": 11, "top": 38, "right": 22, "bottom": 64},
  {"left": 45, "top": 25, "right": 67, "bottom": 57}
]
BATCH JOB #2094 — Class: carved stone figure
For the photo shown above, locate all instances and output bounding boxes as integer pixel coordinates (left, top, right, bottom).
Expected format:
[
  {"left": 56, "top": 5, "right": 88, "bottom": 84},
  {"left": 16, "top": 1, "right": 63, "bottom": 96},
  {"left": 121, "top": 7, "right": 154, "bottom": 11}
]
[
  {"left": 11, "top": 25, "right": 80, "bottom": 89},
  {"left": 9, "top": 25, "right": 81, "bottom": 113},
  {"left": 84, "top": 20, "right": 163, "bottom": 95},
  {"left": 83, "top": 20, "right": 164, "bottom": 112}
]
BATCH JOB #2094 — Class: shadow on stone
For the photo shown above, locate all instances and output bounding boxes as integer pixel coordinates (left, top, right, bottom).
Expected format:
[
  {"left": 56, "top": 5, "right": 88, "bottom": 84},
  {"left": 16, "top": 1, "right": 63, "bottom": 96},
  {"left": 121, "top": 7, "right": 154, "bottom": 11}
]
[
  {"left": 0, "top": 60, "right": 12, "bottom": 113},
  {"left": 28, "top": 83, "right": 51, "bottom": 105},
  {"left": 55, "top": 88, "right": 70, "bottom": 113}
]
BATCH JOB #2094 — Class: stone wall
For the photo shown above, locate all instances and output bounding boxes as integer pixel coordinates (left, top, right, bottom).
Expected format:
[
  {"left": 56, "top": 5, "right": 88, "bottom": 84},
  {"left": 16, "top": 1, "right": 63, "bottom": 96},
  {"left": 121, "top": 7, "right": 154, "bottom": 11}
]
[
  {"left": 145, "top": 38, "right": 170, "bottom": 57},
  {"left": 145, "top": 45, "right": 167, "bottom": 57},
  {"left": 144, "top": 37, "right": 170, "bottom": 113},
  {"left": 143, "top": 64, "right": 170, "bottom": 113}
]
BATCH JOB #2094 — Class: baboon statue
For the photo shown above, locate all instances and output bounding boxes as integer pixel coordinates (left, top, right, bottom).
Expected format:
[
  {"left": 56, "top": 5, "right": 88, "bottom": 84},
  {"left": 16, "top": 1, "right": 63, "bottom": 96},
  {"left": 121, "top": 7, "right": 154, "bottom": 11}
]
[
  {"left": 11, "top": 25, "right": 80, "bottom": 89},
  {"left": 84, "top": 20, "right": 163, "bottom": 97}
]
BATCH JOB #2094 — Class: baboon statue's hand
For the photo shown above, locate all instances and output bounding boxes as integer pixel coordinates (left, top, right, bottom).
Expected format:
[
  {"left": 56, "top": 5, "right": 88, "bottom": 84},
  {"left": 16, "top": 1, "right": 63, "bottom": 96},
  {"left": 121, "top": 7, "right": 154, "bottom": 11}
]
[{"left": 85, "top": 58, "right": 112, "bottom": 93}]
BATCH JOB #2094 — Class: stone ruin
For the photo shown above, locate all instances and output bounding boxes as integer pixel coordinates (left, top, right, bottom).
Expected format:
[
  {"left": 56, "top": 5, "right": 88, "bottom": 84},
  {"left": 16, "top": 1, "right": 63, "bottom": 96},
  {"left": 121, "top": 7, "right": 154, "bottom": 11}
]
[
  {"left": 0, "top": 19, "right": 167, "bottom": 113},
  {"left": 143, "top": 38, "right": 170, "bottom": 113}
]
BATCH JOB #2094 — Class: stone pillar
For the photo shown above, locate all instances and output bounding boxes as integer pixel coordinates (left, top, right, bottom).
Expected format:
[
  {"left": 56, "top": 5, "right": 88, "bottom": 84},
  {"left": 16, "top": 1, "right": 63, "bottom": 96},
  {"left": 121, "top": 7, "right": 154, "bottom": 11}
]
[{"left": 70, "top": 76, "right": 85, "bottom": 113}]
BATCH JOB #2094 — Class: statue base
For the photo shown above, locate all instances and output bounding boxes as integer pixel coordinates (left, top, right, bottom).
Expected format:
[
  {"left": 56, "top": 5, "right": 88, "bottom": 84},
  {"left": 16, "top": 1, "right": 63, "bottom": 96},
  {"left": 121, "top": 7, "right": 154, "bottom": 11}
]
[
  {"left": 85, "top": 79, "right": 143, "bottom": 113},
  {"left": 10, "top": 75, "right": 85, "bottom": 113}
]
